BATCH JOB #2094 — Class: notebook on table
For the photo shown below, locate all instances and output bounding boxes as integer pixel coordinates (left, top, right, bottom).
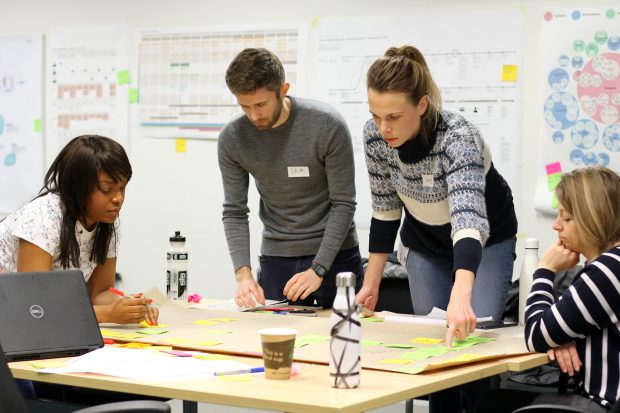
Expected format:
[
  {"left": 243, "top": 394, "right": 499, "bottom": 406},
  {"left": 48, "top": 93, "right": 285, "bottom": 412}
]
[{"left": 0, "top": 270, "right": 103, "bottom": 362}]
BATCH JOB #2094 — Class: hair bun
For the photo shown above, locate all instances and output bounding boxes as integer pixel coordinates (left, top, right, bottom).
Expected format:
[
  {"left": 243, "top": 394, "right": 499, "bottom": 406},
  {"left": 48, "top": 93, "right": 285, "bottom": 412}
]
[{"left": 385, "top": 45, "right": 424, "bottom": 62}]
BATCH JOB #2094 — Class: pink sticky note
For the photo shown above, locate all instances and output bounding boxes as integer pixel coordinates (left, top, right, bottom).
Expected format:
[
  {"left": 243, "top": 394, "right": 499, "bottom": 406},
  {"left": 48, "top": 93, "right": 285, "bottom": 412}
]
[
  {"left": 162, "top": 350, "right": 193, "bottom": 357},
  {"left": 545, "top": 162, "right": 562, "bottom": 175}
]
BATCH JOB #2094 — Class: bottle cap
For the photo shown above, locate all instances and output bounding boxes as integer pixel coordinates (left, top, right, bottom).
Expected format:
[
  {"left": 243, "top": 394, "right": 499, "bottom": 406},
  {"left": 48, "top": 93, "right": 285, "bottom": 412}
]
[
  {"left": 170, "top": 231, "right": 186, "bottom": 242},
  {"left": 525, "top": 238, "right": 539, "bottom": 248},
  {"left": 335, "top": 272, "right": 356, "bottom": 288}
]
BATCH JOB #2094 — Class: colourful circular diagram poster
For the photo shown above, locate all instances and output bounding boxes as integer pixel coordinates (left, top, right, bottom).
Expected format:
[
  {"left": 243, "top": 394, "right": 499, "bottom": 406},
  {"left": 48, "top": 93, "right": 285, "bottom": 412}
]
[{"left": 536, "top": 7, "right": 620, "bottom": 213}]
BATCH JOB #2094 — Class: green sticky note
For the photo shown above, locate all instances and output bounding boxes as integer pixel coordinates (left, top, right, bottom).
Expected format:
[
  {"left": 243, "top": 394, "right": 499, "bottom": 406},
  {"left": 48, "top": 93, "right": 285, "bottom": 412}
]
[
  {"left": 385, "top": 343, "right": 416, "bottom": 349},
  {"left": 361, "top": 340, "right": 382, "bottom": 347},
  {"left": 34, "top": 118, "right": 42, "bottom": 132},
  {"left": 117, "top": 69, "right": 131, "bottom": 85},
  {"left": 295, "top": 333, "right": 330, "bottom": 348},
  {"left": 396, "top": 366, "right": 423, "bottom": 374},
  {"left": 128, "top": 88, "right": 139, "bottom": 103},
  {"left": 551, "top": 192, "right": 558, "bottom": 209},
  {"left": 136, "top": 328, "right": 168, "bottom": 335},
  {"left": 361, "top": 316, "right": 384, "bottom": 322},
  {"left": 547, "top": 173, "right": 562, "bottom": 191}
]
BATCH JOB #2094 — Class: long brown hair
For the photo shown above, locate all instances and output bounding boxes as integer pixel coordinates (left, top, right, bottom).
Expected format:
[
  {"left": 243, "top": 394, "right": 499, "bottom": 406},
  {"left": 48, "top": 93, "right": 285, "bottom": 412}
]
[
  {"left": 366, "top": 45, "right": 442, "bottom": 144},
  {"left": 40, "top": 135, "right": 132, "bottom": 267},
  {"left": 556, "top": 166, "right": 620, "bottom": 257}
]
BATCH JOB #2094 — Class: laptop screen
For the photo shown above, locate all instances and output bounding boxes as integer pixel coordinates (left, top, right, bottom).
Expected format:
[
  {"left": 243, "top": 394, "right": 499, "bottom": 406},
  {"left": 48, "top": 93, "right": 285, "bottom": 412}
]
[{"left": 0, "top": 270, "right": 103, "bottom": 362}]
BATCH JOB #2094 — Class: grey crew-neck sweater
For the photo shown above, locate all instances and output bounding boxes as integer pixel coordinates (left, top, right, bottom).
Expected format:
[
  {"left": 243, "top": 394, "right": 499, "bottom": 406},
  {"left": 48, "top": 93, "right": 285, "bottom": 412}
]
[{"left": 218, "top": 96, "right": 358, "bottom": 272}]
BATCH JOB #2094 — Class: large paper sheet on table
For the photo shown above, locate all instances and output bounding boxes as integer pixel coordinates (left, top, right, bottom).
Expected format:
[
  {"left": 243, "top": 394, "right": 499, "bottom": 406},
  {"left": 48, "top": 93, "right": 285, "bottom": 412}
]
[{"left": 100, "top": 289, "right": 530, "bottom": 375}]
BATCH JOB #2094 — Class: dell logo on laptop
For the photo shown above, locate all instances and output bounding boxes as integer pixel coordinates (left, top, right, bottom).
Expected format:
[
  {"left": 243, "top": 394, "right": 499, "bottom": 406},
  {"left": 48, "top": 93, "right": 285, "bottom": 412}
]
[{"left": 30, "top": 305, "right": 44, "bottom": 318}]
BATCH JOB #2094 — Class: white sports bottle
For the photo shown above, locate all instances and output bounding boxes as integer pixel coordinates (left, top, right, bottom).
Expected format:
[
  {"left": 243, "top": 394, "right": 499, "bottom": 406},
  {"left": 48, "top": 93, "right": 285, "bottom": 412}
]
[{"left": 167, "top": 231, "right": 188, "bottom": 301}]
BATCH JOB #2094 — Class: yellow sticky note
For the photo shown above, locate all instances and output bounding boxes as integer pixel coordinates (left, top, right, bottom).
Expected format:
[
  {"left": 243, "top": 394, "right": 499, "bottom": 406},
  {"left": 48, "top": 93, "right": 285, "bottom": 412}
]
[
  {"left": 218, "top": 375, "right": 253, "bottom": 382},
  {"left": 100, "top": 329, "right": 123, "bottom": 337},
  {"left": 116, "top": 342, "right": 152, "bottom": 349},
  {"left": 116, "top": 69, "right": 131, "bottom": 85},
  {"left": 410, "top": 337, "right": 443, "bottom": 345},
  {"left": 128, "top": 88, "right": 139, "bottom": 103},
  {"left": 208, "top": 317, "right": 238, "bottom": 322},
  {"left": 443, "top": 353, "right": 486, "bottom": 363},
  {"left": 190, "top": 319, "right": 219, "bottom": 326},
  {"left": 176, "top": 138, "right": 187, "bottom": 153},
  {"left": 34, "top": 118, "right": 42, "bottom": 132},
  {"left": 378, "top": 358, "right": 412, "bottom": 365},
  {"left": 29, "top": 360, "right": 67, "bottom": 369},
  {"left": 502, "top": 64, "right": 518, "bottom": 82}
]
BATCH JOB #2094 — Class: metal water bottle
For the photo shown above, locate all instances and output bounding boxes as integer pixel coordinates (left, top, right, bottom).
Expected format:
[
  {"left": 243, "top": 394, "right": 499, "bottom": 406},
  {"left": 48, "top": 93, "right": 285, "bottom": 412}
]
[
  {"left": 329, "top": 272, "right": 361, "bottom": 388},
  {"left": 519, "top": 238, "right": 539, "bottom": 326},
  {"left": 167, "top": 231, "right": 188, "bottom": 301}
]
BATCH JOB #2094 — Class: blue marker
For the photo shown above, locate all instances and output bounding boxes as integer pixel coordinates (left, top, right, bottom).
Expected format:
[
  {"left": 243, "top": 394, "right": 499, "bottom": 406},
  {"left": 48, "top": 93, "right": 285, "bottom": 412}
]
[{"left": 215, "top": 367, "right": 265, "bottom": 376}]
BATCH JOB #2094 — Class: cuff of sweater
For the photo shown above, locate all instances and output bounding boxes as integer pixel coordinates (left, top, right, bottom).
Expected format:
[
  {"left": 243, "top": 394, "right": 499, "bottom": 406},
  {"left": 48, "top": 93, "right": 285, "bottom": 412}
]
[
  {"left": 534, "top": 268, "right": 555, "bottom": 280},
  {"left": 452, "top": 238, "right": 482, "bottom": 276},
  {"left": 369, "top": 217, "right": 400, "bottom": 253}
]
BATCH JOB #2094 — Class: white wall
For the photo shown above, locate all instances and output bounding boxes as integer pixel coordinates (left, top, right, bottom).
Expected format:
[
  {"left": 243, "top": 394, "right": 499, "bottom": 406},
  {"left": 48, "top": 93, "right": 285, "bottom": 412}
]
[{"left": 2, "top": 0, "right": 612, "bottom": 299}]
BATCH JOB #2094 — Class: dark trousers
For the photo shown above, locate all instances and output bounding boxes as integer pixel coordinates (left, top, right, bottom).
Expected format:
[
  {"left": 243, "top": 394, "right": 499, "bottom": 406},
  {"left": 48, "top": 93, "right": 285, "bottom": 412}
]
[
  {"left": 257, "top": 246, "right": 363, "bottom": 309},
  {"left": 430, "top": 376, "right": 499, "bottom": 413}
]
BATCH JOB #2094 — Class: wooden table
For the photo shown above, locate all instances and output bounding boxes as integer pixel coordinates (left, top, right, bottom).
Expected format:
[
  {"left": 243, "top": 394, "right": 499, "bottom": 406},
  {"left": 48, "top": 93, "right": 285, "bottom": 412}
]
[{"left": 10, "top": 352, "right": 548, "bottom": 413}]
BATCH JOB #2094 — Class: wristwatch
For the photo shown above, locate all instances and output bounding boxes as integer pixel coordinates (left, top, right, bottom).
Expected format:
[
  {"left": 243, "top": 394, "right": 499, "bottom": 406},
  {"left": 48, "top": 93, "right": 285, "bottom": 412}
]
[{"left": 310, "top": 262, "right": 328, "bottom": 278}]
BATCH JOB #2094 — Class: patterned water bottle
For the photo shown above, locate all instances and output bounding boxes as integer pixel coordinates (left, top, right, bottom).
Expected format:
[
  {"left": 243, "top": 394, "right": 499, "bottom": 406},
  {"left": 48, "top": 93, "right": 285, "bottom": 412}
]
[{"left": 329, "top": 272, "right": 361, "bottom": 388}]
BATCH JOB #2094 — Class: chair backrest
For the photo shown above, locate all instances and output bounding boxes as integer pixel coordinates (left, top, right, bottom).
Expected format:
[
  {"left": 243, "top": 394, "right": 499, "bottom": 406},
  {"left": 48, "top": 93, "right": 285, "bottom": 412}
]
[
  {"left": 512, "top": 404, "right": 590, "bottom": 413},
  {"left": 0, "top": 340, "right": 29, "bottom": 413}
]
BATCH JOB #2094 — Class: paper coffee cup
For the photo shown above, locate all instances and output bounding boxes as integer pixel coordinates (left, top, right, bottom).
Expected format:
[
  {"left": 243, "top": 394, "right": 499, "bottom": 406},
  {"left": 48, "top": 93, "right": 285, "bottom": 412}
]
[{"left": 259, "top": 328, "right": 297, "bottom": 380}]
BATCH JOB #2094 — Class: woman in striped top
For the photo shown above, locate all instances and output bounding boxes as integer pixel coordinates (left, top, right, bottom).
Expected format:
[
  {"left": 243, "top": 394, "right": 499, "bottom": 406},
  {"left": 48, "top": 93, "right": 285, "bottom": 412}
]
[{"left": 476, "top": 166, "right": 620, "bottom": 413}]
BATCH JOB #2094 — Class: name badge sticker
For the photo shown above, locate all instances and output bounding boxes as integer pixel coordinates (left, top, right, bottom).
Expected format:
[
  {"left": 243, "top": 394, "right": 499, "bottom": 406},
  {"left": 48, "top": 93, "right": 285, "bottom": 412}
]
[
  {"left": 288, "top": 166, "right": 310, "bottom": 178},
  {"left": 422, "top": 174, "right": 434, "bottom": 188}
]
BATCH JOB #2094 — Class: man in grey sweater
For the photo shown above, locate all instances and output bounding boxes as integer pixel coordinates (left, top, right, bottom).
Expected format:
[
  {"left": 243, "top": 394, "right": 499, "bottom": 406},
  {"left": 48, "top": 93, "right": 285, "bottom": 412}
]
[{"left": 218, "top": 48, "right": 361, "bottom": 309}]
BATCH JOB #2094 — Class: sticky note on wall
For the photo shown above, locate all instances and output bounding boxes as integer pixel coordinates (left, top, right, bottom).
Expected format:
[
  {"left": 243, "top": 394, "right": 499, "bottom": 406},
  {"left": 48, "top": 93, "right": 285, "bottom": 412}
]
[{"left": 501, "top": 64, "right": 518, "bottom": 82}]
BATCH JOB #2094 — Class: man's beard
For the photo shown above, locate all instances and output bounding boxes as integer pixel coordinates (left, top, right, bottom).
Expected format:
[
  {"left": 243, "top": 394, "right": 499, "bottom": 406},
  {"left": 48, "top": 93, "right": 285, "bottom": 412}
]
[{"left": 253, "top": 98, "right": 283, "bottom": 131}]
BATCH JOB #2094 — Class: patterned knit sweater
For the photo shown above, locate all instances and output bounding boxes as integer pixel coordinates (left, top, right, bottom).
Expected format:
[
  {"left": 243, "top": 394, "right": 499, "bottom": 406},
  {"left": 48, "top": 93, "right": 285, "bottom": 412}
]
[{"left": 364, "top": 109, "right": 516, "bottom": 274}]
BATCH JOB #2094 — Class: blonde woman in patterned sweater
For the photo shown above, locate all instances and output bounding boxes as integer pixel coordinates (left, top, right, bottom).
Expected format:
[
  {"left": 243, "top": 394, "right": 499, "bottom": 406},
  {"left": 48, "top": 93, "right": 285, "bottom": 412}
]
[{"left": 356, "top": 45, "right": 517, "bottom": 413}]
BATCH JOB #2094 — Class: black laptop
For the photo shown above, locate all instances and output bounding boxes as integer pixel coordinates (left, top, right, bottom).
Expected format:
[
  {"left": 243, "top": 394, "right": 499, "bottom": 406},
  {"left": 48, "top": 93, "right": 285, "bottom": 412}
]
[{"left": 0, "top": 270, "right": 103, "bottom": 362}]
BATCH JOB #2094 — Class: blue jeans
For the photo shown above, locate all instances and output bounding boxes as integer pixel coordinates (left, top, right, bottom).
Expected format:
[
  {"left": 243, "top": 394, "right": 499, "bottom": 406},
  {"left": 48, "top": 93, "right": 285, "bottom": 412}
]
[
  {"left": 406, "top": 236, "right": 516, "bottom": 322},
  {"left": 405, "top": 236, "right": 516, "bottom": 413},
  {"left": 257, "top": 246, "right": 363, "bottom": 309}
]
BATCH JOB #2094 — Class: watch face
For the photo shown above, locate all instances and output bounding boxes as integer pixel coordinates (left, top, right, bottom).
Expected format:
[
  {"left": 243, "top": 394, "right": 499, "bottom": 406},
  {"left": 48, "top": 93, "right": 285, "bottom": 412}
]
[{"left": 312, "top": 263, "right": 327, "bottom": 278}]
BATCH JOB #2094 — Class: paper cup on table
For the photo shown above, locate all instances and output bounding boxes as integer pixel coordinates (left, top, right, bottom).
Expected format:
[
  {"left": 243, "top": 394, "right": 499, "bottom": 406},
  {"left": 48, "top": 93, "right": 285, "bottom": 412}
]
[{"left": 259, "top": 328, "right": 297, "bottom": 380}]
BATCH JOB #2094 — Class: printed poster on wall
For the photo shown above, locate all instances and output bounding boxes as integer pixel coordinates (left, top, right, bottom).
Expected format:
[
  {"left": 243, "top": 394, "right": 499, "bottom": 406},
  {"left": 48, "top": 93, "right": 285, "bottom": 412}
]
[
  {"left": 0, "top": 34, "right": 43, "bottom": 213},
  {"left": 535, "top": 7, "right": 620, "bottom": 213}
]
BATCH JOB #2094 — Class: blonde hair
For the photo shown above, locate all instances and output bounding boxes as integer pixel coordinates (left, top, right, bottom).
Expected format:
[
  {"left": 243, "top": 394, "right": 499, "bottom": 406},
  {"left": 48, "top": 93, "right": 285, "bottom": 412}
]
[
  {"left": 366, "top": 45, "right": 442, "bottom": 145},
  {"left": 556, "top": 166, "right": 620, "bottom": 257}
]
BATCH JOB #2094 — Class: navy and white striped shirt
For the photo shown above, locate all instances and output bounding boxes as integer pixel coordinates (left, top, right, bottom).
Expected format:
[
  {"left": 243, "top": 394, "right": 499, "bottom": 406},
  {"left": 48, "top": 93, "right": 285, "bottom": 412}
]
[{"left": 525, "top": 246, "right": 620, "bottom": 408}]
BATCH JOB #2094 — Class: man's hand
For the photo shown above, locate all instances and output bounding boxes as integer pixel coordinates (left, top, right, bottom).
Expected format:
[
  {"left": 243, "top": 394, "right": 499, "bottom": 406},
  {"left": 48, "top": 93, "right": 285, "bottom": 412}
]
[
  {"left": 283, "top": 269, "right": 322, "bottom": 302},
  {"left": 235, "top": 266, "right": 265, "bottom": 308},
  {"left": 548, "top": 342, "right": 581, "bottom": 376},
  {"left": 355, "top": 284, "right": 379, "bottom": 311}
]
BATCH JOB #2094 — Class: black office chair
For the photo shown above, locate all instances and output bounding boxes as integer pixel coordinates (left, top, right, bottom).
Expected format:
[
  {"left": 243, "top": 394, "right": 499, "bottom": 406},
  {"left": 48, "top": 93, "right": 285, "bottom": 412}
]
[
  {"left": 512, "top": 405, "right": 590, "bottom": 413},
  {"left": 0, "top": 342, "right": 170, "bottom": 413}
]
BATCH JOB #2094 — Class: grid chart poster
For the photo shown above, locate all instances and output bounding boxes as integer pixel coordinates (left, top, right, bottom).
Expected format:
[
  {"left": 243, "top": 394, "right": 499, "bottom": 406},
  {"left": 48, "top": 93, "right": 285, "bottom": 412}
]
[
  {"left": 535, "top": 7, "right": 620, "bottom": 213},
  {"left": 48, "top": 25, "right": 130, "bottom": 156},
  {"left": 311, "top": 12, "right": 524, "bottom": 228},
  {"left": 137, "top": 27, "right": 300, "bottom": 139},
  {"left": 0, "top": 34, "right": 43, "bottom": 213}
]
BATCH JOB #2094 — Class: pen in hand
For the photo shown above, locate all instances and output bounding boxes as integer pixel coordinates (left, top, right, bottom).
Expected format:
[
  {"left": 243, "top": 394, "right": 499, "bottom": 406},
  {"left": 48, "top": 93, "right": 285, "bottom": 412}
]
[{"left": 108, "top": 287, "right": 153, "bottom": 304}]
